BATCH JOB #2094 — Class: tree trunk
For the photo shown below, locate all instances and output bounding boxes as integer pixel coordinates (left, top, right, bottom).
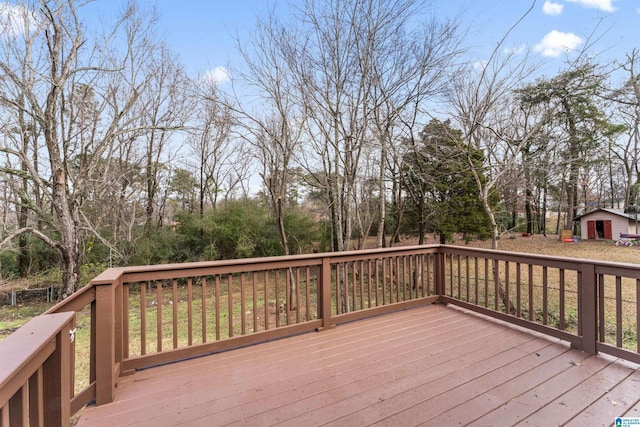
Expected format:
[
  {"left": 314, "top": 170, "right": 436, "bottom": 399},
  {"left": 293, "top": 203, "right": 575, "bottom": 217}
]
[
  {"left": 51, "top": 169, "right": 81, "bottom": 297},
  {"left": 18, "top": 94, "right": 31, "bottom": 277},
  {"left": 389, "top": 177, "right": 403, "bottom": 247},
  {"left": 417, "top": 195, "right": 426, "bottom": 245},
  {"left": 42, "top": 13, "right": 82, "bottom": 297},
  {"left": 18, "top": 177, "right": 29, "bottom": 277},
  {"left": 541, "top": 176, "right": 548, "bottom": 236},
  {"left": 524, "top": 161, "right": 534, "bottom": 234},
  {"left": 276, "top": 197, "right": 298, "bottom": 311},
  {"left": 481, "top": 195, "right": 500, "bottom": 250},
  {"left": 376, "top": 143, "right": 387, "bottom": 248},
  {"left": 525, "top": 189, "right": 534, "bottom": 234},
  {"left": 563, "top": 99, "right": 579, "bottom": 232},
  {"left": 145, "top": 157, "right": 156, "bottom": 232}
]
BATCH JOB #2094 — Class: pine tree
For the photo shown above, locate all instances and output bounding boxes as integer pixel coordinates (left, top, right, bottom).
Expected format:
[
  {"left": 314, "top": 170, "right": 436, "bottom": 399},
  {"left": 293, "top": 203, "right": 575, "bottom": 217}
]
[{"left": 403, "top": 119, "right": 493, "bottom": 243}]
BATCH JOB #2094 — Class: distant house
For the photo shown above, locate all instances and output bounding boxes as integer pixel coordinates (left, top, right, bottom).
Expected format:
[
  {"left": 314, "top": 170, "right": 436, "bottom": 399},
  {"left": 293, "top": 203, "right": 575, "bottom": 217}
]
[{"left": 575, "top": 208, "right": 640, "bottom": 240}]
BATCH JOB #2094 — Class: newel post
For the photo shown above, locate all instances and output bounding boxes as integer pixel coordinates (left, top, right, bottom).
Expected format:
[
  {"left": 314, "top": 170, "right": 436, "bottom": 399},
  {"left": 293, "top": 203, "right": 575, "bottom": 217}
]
[
  {"left": 92, "top": 270, "right": 123, "bottom": 405},
  {"left": 578, "top": 263, "right": 597, "bottom": 355},
  {"left": 318, "top": 257, "right": 334, "bottom": 330}
]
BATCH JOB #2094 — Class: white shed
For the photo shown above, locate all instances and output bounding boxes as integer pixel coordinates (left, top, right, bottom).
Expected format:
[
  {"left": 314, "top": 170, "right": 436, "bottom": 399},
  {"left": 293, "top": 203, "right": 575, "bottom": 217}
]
[{"left": 575, "top": 208, "right": 639, "bottom": 240}]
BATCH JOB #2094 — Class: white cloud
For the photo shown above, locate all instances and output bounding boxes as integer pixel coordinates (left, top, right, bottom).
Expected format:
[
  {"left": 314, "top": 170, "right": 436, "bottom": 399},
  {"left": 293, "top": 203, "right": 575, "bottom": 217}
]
[
  {"left": 0, "top": 2, "right": 37, "bottom": 38},
  {"left": 543, "top": 1, "right": 564, "bottom": 15},
  {"left": 202, "top": 67, "right": 231, "bottom": 85},
  {"left": 504, "top": 44, "right": 526, "bottom": 56},
  {"left": 565, "top": 0, "right": 616, "bottom": 12},
  {"left": 473, "top": 60, "right": 489, "bottom": 72},
  {"left": 534, "top": 30, "right": 583, "bottom": 57}
]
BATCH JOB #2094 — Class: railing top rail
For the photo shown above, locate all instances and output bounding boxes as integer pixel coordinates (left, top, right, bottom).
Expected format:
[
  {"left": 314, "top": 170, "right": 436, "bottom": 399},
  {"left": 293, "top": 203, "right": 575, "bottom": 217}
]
[
  {"left": 88, "top": 245, "right": 443, "bottom": 283},
  {"left": 41, "top": 244, "right": 640, "bottom": 296},
  {"left": 329, "top": 245, "right": 440, "bottom": 262},
  {"left": 90, "top": 267, "right": 126, "bottom": 285},
  {"left": 46, "top": 284, "right": 96, "bottom": 314},
  {"left": 439, "top": 244, "right": 640, "bottom": 271},
  {"left": 0, "top": 311, "right": 75, "bottom": 404}
]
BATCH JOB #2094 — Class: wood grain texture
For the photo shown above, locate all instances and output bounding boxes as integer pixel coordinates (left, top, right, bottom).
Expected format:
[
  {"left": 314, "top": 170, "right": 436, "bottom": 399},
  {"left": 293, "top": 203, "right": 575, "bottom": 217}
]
[{"left": 76, "top": 305, "right": 640, "bottom": 426}]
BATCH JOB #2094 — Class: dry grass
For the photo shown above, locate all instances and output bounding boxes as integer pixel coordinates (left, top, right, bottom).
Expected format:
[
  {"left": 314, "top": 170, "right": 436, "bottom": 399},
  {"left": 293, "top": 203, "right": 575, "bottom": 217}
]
[
  {"left": 395, "top": 233, "right": 640, "bottom": 265},
  {"left": 467, "top": 234, "right": 640, "bottom": 264}
]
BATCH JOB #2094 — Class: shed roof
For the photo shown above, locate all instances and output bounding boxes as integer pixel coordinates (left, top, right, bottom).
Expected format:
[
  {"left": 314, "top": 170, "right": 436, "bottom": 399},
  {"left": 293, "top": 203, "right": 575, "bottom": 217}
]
[{"left": 574, "top": 208, "right": 637, "bottom": 221}]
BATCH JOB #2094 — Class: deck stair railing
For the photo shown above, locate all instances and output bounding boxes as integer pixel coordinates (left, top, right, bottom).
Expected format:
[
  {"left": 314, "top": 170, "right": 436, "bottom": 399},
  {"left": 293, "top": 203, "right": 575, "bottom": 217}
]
[{"left": 1, "top": 244, "right": 640, "bottom": 425}]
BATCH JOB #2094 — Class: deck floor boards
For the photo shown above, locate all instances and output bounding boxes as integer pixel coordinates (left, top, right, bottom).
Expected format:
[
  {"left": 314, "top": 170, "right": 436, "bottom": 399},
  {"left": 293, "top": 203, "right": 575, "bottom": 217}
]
[{"left": 77, "top": 304, "right": 640, "bottom": 426}]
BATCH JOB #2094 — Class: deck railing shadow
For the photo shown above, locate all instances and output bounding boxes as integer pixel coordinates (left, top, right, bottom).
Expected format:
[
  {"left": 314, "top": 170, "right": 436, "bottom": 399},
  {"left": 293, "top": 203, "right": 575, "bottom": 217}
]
[{"left": 1, "top": 244, "right": 639, "bottom": 425}]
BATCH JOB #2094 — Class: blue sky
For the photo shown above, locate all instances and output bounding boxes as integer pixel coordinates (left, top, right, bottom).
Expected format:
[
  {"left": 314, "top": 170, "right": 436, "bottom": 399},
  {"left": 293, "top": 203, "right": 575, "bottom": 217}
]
[
  {"left": 0, "top": 0, "right": 637, "bottom": 79},
  {"left": 144, "top": 0, "right": 639, "bottom": 81}
]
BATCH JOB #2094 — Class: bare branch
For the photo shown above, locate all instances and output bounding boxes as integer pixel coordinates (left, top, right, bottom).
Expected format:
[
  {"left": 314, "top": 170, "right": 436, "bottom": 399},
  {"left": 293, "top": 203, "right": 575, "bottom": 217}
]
[{"left": 0, "top": 227, "right": 62, "bottom": 253}]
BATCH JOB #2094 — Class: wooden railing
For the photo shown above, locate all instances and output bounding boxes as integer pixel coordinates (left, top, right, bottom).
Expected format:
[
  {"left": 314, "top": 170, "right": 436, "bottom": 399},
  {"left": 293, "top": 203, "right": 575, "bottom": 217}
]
[
  {"left": 87, "top": 246, "right": 441, "bottom": 374},
  {"left": 1, "top": 244, "right": 639, "bottom": 425},
  {"left": 0, "top": 312, "right": 75, "bottom": 427},
  {"left": 438, "top": 245, "right": 640, "bottom": 363}
]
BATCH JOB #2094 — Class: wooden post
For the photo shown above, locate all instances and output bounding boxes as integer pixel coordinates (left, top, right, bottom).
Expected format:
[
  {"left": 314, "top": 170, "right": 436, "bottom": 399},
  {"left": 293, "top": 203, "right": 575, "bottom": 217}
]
[
  {"left": 89, "top": 300, "right": 97, "bottom": 388},
  {"left": 95, "top": 283, "right": 115, "bottom": 404},
  {"left": 317, "top": 257, "right": 334, "bottom": 330},
  {"left": 42, "top": 316, "right": 73, "bottom": 427},
  {"left": 578, "top": 263, "right": 597, "bottom": 354},
  {"left": 114, "top": 278, "right": 123, "bottom": 376}
]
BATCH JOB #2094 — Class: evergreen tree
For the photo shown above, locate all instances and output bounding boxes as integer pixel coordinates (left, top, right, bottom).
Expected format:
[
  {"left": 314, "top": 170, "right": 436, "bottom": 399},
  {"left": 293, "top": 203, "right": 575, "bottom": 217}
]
[
  {"left": 403, "top": 119, "right": 493, "bottom": 243},
  {"left": 517, "top": 62, "right": 625, "bottom": 232}
]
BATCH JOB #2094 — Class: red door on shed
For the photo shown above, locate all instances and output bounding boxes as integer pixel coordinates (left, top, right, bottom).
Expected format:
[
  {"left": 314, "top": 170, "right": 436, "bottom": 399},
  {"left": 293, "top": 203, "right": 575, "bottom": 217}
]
[
  {"left": 604, "top": 220, "right": 612, "bottom": 240},
  {"left": 587, "top": 221, "right": 596, "bottom": 239}
]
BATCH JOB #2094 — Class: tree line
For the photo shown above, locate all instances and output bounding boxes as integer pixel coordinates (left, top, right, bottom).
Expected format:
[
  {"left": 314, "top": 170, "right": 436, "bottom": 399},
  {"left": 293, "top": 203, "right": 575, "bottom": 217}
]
[{"left": 0, "top": 0, "right": 638, "bottom": 298}]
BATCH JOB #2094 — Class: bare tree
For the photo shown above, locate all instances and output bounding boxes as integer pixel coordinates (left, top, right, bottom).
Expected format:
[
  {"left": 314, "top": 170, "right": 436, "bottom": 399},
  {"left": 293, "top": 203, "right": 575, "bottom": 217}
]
[
  {"left": 444, "top": 2, "right": 562, "bottom": 249},
  {"left": 233, "top": 16, "right": 305, "bottom": 251},
  {"left": 352, "top": 150, "right": 378, "bottom": 249},
  {"left": 611, "top": 50, "right": 640, "bottom": 206},
  {"left": 226, "top": 0, "right": 464, "bottom": 311},
  {"left": 138, "top": 45, "right": 191, "bottom": 231},
  {"left": 227, "top": 10, "right": 308, "bottom": 309},
  {"left": 189, "top": 79, "right": 240, "bottom": 215},
  {"left": 0, "top": 1, "right": 167, "bottom": 296},
  {"left": 448, "top": 60, "right": 539, "bottom": 248},
  {"left": 367, "top": 13, "right": 463, "bottom": 248}
]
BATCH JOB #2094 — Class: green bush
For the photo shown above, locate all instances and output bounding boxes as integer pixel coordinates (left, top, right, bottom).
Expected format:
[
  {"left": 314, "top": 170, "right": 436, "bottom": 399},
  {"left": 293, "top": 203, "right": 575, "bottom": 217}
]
[
  {"left": 0, "top": 250, "right": 19, "bottom": 279},
  {"left": 284, "top": 209, "right": 320, "bottom": 254},
  {"left": 79, "top": 262, "right": 111, "bottom": 284},
  {"left": 129, "top": 227, "right": 195, "bottom": 265},
  {"left": 199, "top": 200, "right": 276, "bottom": 259}
]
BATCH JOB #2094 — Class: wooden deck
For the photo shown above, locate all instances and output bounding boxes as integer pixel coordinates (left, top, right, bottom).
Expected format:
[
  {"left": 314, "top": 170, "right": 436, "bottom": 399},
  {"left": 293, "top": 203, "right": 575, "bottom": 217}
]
[{"left": 76, "top": 304, "right": 640, "bottom": 426}]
